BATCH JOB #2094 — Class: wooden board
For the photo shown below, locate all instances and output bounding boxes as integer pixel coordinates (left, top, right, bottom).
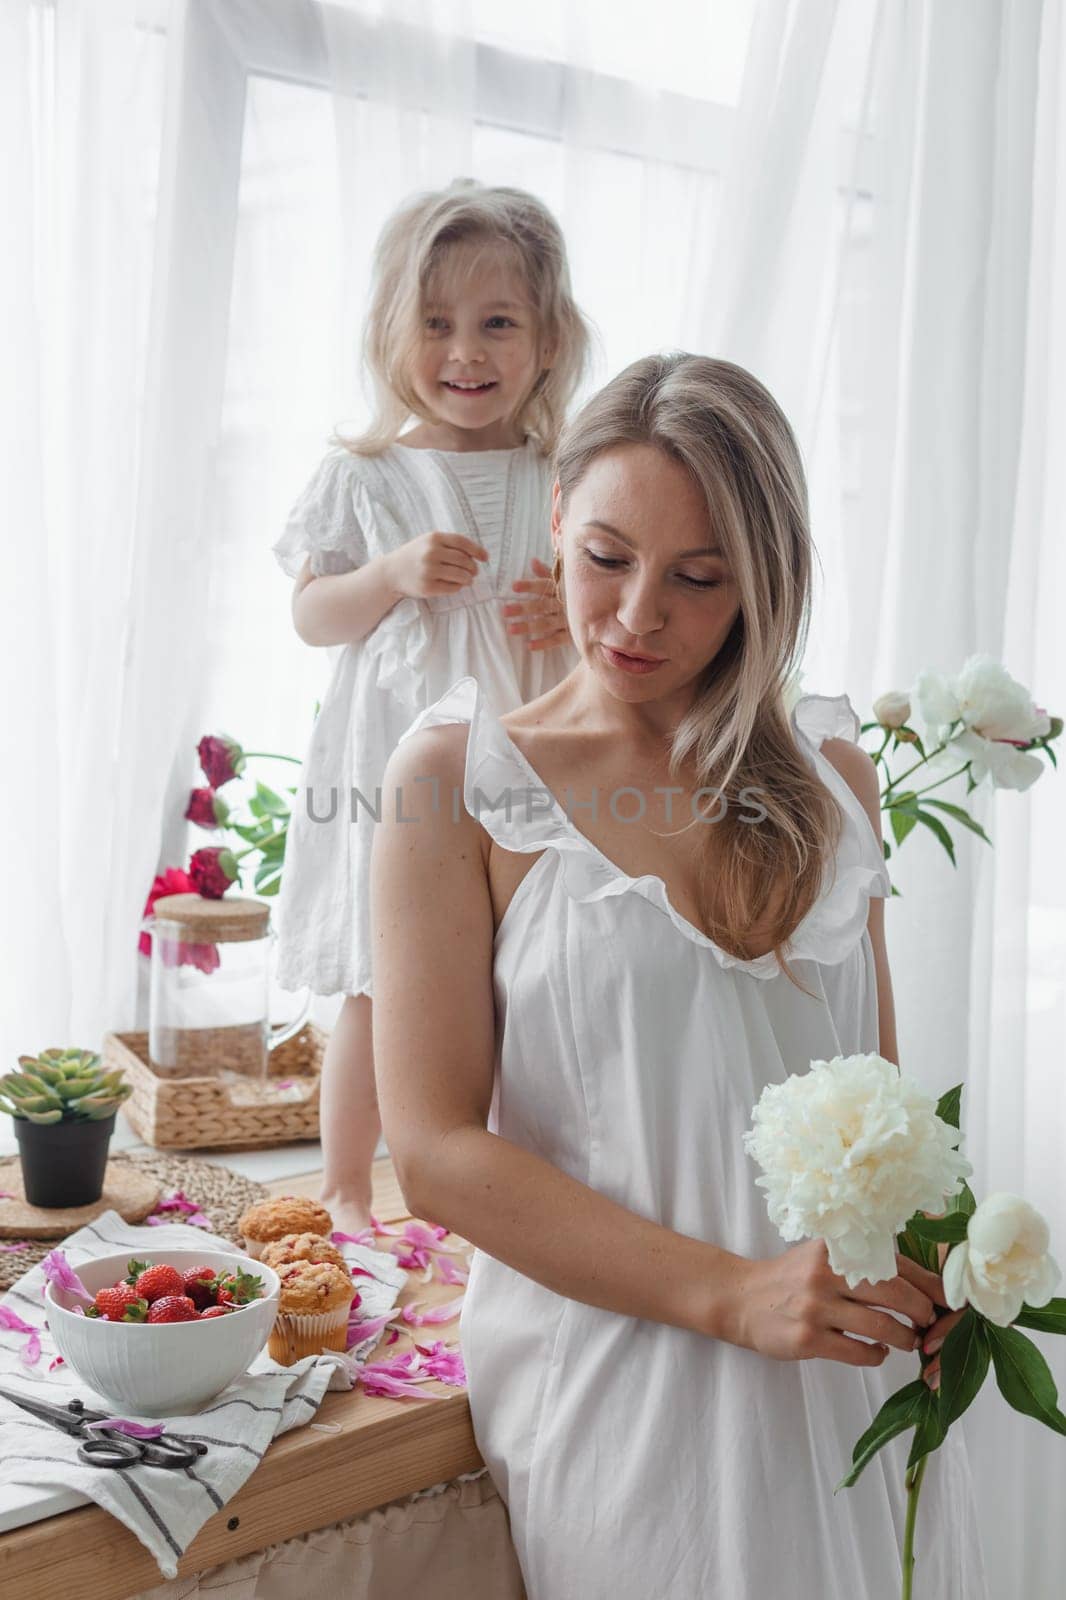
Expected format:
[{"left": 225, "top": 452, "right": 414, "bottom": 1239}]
[{"left": 0, "top": 1159, "right": 161, "bottom": 1238}]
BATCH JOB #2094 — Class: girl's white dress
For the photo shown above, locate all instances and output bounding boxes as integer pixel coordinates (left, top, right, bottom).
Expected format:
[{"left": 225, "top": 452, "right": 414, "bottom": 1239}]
[
  {"left": 397, "top": 675, "right": 989, "bottom": 1600},
  {"left": 273, "top": 439, "right": 576, "bottom": 997}
]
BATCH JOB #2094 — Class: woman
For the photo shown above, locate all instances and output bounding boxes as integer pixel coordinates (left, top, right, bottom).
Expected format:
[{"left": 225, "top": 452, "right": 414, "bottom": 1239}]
[{"left": 369, "top": 354, "right": 987, "bottom": 1597}]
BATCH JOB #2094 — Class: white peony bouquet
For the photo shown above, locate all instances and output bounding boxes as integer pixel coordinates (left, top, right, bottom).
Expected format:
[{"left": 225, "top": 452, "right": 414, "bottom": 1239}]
[
  {"left": 745, "top": 1057, "right": 1064, "bottom": 1600},
  {"left": 863, "top": 655, "right": 1060, "bottom": 881}
]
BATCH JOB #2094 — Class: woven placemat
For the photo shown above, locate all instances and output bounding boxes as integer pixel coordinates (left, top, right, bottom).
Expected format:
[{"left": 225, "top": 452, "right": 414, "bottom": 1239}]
[{"left": 0, "top": 1151, "right": 269, "bottom": 1290}]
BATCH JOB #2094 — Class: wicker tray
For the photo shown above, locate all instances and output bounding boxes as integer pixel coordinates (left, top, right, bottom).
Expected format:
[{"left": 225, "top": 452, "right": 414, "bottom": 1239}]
[{"left": 103, "top": 1023, "right": 327, "bottom": 1151}]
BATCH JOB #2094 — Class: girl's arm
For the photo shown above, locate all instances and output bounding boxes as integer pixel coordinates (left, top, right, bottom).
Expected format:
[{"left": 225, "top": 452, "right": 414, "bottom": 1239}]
[
  {"left": 291, "top": 553, "right": 405, "bottom": 648},
  {"left": 819, "top": 739, "right": 900, "bottom": 1065},
  {"left": 369, "top": 725, "right": 744, "bottom": 1340}
]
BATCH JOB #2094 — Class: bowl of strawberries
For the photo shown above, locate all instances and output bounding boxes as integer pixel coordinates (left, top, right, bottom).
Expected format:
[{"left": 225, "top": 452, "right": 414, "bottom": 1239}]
[{"left": 46, "top": 1249, "right": 281, "bottom": 1415}]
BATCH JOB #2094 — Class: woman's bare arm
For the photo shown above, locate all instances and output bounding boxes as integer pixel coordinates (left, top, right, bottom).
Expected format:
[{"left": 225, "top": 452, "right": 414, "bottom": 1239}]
[
  {"left": 369, "top": 725, "right": 747, "bottom": 1341},
  {"left": 291, "top": 553, "right": 405, "bottom": 647},
  {"left": 820, "top": 738, "right": 900, "bottom": 1065}
]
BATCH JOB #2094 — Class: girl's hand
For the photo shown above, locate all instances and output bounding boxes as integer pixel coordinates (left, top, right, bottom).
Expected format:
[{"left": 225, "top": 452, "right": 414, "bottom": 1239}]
[
  {"left": 388, "top": 533, "right": 489, "bottom": 599},
  {"left": 500, "top": 556, "right": 572, "bottom": 652},
  {"left": 726, "top": 1238, "right": 941, "bottom": 1368}
]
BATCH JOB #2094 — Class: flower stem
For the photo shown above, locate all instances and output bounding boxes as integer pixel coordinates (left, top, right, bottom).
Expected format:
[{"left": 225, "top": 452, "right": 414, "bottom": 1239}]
[
  {"left": 901, "top": 1454, "right": 929, "bottom": 1600},
  {"left": 243, "top": 751, "right": 301, "bottom": 765}
]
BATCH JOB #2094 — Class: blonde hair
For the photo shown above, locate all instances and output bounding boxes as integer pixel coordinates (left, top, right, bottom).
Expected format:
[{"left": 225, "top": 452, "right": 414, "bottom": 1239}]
[
  {"left": 342, "top": 180, "right": 590, "bottom": 456},
  {"left": 555, "top": 352, "right": 841, "bottom": 988}
]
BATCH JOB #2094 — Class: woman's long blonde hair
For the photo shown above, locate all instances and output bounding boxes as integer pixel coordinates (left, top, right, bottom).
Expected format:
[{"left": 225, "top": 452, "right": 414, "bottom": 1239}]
[
  {"left": 342, "top": 180, "right": 590, "bottom": 457},
  {"left": 555, "top": 352, "right": 842, "bottom": 987}
]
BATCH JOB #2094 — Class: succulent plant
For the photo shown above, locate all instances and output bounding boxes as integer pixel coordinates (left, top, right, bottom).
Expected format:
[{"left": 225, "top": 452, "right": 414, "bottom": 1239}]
[{"left": 0, "top": 1048, "right": 133, "bottom": 1124}]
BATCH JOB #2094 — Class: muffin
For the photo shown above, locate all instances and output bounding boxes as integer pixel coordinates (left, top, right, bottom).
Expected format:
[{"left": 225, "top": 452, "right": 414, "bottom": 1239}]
[
  {"left": 238, "top": 1196, "right": 333, "bottom": 1259},
  {"left": 267, "top": 1261, "right": 354, "bottom": 1365},
  {"left": 261, "top": 1231, "right": 349, "bottom": 1273}
]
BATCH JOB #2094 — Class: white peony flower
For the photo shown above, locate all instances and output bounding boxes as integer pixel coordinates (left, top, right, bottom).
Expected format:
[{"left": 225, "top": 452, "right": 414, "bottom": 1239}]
[
  {"left": 743, "top": 1054, "right": 973, "bottom": 1289},
  {"left": 913, "top": 656, "right": 1050, "bottom": 792},
  {"left": 942, "top": 1193, "right": 1061, "bottom": 1326},
  {"left": 873, "top": 691, "right": 912, "bottom": 730}
]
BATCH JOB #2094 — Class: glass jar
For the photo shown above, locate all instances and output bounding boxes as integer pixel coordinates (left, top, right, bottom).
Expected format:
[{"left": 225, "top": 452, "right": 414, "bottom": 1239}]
[{"left": 143, "top": 893, "right": 305, "bottom": 1080}]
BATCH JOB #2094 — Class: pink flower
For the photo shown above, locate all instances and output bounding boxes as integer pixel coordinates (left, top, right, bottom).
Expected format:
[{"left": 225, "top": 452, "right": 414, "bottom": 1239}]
[
  {"left": 197, "top": 734, "right": 245, "bottom": 789},
  {"left": 185, "top": 788, "right": 230, "bottom": 830},
  {"left": 189, "top": 847, "right": 240, "bottom": 900}
]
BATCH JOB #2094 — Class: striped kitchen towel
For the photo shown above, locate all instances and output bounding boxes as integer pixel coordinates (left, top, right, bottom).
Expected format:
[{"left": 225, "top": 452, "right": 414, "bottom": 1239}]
[{"left": 0, "top": 1209, "right": 406, "bottom": 1577}]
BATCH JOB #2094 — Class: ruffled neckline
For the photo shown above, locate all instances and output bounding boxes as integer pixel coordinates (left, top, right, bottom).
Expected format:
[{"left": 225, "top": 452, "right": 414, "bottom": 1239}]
[{"left": 396, "top": 676, "right": 892, "bottom": 979}]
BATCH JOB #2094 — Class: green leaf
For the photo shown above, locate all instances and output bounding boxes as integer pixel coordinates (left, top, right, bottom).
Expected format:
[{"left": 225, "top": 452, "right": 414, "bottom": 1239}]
[
  {"left": 897, "top": 1225, "right": 940, "bottom": 1274},
  {"left": 938, "top": 1309, "right": 990, "bottom": 1427},
  {"left": 923, "top": 799, "right": 991, "bottom": 845},
  {"left": 935, "top": 1084, "right": 963, "bottom": 1130},
  {"left": 836, "top": 1379, "right": 928, "bottom": 1490},
  {"left": 907, "top": 1212, "right": 971, "bottom": 1244},
  {"left": 255, "top": 782, "right": 290, "bottom": 818},
  {"left": 1014, "top": 1298, "right": 1066, "bottom": 1337},
  {"left": 915, "top": 808, "right": 957, "bottom": 866},
  {"left": 986, "top": 1323, "right": 1066, "bottom": 1436},
  {"left": 906, "top": 1382, "right": 946, "bottom": 1470},
  {"left": 882, "top": 837, "right": 892, "bottom": 860},
  {"left": 890, "top": 884, "right": 903, "bottom": 898},
  {"left": 25, "top": 1108, "right": 64, "bottom": 1124},
  {"left": 946, "top": 1180, "right": 977, "bottom": 1220},
  {"left": 891, "top": 808, "right": 919, "bottom": 846}
]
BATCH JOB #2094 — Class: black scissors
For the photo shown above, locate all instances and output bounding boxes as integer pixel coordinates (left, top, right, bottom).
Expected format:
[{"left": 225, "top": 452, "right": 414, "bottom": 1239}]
[{"left": 0, "top": 1388, "right": 209, "bottom": 1470}]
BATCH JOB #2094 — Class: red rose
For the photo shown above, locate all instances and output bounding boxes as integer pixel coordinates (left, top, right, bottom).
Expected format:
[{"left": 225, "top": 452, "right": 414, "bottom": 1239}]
[
  {"left": 189, "top": 847, "right": 240, "bottom": 900},
  {"left": 185, "top": 787, "right": 230, "bottom": 830},
  {"left": 139, "top": 867, "right": 220, "bottom": 972},
  {"left": 197, "top": 735, "right": 245, "bottom": 789}
]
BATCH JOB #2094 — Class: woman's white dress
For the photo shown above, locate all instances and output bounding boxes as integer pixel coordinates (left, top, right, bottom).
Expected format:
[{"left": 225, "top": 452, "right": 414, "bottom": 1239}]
[
  {"left": 396, "top": 675, "right": 989, "bottom": 1600},
  {"left": 272, "top": 439, "right": 576, "bottom": 997}
]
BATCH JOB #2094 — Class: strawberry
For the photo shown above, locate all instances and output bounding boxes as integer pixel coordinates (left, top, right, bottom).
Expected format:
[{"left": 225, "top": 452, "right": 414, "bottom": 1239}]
[
  {"left": 93, "top": 1284, "right": 148, "bottom": 1322},
  {"left": 214, "top": 1267, "right": 263, "bottom": 1307},
  {"left": 199, "top": 1305, "right": 230, "bottom": 1319},
  {"left": 182, "top": 1266, "right": 219, "bottom": 1309},
  {"left": 134, "top": 1264, "right": 185, "bottom": 1304},
  {"left": 146, "top": 1294, "right": 198, "bottom": 1324}
]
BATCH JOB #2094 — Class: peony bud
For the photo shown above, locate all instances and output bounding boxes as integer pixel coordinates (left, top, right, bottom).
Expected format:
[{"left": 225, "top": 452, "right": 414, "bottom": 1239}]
[
  {"left": 184, "top": 787, "right": 230, "bottom": 830},
  {"left": 873, "top": 691, "right": 912, "bottom": 730},
  {"left": 188, "top": 847, "right": 240, "bottom": 900},
  {"left": 1047, "top": 715, "right": 1063, "bottom": 741},
  {"left": 943, "top": 1193, "right": 1061, "bottom": 1326},
  {"left": 197, "top": 734, "right": 246, "bottom": 789}
]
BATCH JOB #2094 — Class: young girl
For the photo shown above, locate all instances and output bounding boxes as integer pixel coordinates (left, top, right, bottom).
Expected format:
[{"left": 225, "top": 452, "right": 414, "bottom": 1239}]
[
  {"left": 272, "top": 181, "right": 590, "bottom": 1233},
  {"left": 372, "top": 354, "right": 988, "bottom": 1596}
]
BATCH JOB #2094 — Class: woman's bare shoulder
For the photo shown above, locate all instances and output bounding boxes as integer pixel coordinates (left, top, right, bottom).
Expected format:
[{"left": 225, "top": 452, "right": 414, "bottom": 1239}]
[{"left": 818, "top": 737, "right": 883, "bottom": 840}]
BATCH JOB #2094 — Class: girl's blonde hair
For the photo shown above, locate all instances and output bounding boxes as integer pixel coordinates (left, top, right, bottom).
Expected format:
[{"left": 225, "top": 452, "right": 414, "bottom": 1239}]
[
  {"left": 343, "top": 179, "right": 590, "bottom": 457},
  {"left": 555, "top": 352, "right": 842, "bottom": 988}
]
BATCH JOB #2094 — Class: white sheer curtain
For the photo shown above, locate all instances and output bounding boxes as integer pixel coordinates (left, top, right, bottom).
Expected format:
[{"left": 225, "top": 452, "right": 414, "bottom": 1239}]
[{"left": 4, "top": 0, "right": 1064, "bottom": 1589}]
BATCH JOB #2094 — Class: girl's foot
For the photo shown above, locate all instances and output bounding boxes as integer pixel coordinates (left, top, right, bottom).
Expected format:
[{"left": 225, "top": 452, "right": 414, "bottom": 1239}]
[{"left": 322, "top": 1192, "right": 374, "bottom": 1237}]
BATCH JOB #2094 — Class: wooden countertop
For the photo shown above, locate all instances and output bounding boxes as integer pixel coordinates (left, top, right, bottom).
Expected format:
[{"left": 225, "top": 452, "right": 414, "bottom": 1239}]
[{"left": 0, "top": 1158, "right": 482, "bottom": 1600}]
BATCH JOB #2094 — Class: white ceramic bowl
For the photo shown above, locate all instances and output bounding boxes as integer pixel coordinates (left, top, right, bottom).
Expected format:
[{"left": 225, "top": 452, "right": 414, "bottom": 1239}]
[{"left": 46, "top": 1248, "right": 280, "bottom": 1417}]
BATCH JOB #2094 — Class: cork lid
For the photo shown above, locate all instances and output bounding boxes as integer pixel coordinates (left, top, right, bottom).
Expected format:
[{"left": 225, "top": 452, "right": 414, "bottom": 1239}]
[{"left": 150, "top": 893, "right": 271, "bottom": 943}]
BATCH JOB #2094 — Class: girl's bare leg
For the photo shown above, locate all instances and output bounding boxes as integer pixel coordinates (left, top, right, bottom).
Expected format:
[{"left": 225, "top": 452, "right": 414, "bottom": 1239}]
[{"left": 318, "top": 993, "right": 381, "bottom": 1234}]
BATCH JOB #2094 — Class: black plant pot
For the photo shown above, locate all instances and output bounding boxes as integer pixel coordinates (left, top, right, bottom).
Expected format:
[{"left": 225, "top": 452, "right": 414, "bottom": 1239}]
[{"left": 14, "top": 1113, "right": 117, "bottom": 1208}]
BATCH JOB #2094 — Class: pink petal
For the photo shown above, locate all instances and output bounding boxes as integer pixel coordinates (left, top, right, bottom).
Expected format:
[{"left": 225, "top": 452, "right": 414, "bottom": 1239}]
[
  {"left": 345, "top": 1310, "right": 391, "bottom": 1351},
  {"left": 40, "top": 1249, "right": 94, "bottom": 1306},
  {"left": 399, "top": 1296, "right": 463, "bottom": 1327},
  {"left": 0, "top": 1241, "right": 32, "bottom": 1253},
  {"left": 330, "top": 1229, "right": 376, "bottom": 1248},
  {"left": 47, "top": 1356, "right": 65, "bottom": 1372},
  {"left": 386, "top": 1329, "right": 399, "bottom": 1344},
  {"left": 0, "top": 1191, "right": 14, "bottom": 1200},
  {"left": 0, "top": 1306, "right": 36, "bottom": 1335},
  {"left": 88, "top": 1418, "right": 165, "bottom": 1438},
  {"left": 436, "top": 1256, "right": 468, "bottom": 1285},
  {"left": 19, "top": 1332, "right": 42, "bottom": 1367}
]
